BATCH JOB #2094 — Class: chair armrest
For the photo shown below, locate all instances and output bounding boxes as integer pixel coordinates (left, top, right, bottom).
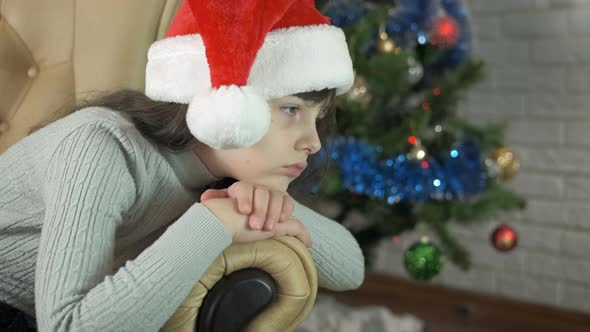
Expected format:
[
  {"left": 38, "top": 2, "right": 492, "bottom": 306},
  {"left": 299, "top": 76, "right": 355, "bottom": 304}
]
[
  {"left": 161, "top": 236, "right": 318, "bottom": 332},
  {"left": 197, "top": 268, "right": 276, "bottom": 331}
]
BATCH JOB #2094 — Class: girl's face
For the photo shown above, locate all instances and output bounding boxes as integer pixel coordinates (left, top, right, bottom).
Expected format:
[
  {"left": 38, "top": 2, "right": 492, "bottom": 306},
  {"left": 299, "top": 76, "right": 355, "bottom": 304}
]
[{"left": 193, "top": 95, "right": 328, "bottom": 192}]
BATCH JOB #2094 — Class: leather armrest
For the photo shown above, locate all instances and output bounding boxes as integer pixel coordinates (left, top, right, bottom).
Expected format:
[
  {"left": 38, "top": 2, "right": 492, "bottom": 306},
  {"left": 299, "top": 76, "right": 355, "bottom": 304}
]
[{"left": 161, "top": 236, "right": 318, "bottom": 332}]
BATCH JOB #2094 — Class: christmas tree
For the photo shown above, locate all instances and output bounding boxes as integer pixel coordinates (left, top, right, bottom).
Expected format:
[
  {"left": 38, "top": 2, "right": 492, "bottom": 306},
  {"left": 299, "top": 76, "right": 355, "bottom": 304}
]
[{"left": 309, "top": 0, "right": 526, "bottom": 276}]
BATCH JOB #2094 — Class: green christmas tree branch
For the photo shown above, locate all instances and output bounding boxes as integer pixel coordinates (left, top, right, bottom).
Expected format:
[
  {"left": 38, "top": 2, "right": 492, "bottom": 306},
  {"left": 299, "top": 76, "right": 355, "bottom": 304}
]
[{"left": 311, "top": 1, "right": 528, "bottom": 274}]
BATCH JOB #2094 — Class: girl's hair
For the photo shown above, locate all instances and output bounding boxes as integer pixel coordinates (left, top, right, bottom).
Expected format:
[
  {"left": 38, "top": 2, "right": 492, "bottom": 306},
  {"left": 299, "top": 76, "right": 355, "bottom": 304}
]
[{"left": 69, "top": 89, "right": 338, "bottom": 205}]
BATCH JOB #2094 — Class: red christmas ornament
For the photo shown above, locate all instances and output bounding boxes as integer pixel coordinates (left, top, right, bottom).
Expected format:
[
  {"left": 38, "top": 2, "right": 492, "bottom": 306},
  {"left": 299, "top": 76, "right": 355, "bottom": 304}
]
[
  {"left": 491, "top": 224, "right": 518, "bottom": 252},
  {"left": 430, "top": 16, "right": 460, "bottom": 48}
]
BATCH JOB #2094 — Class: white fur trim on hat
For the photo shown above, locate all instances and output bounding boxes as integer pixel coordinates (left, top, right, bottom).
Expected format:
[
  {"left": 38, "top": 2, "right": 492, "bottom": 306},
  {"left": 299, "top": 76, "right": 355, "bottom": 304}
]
[
  {"left": 145, "top": 25, "right": 354, "bottom": 103},
  {"left": 145, "top": 35, "right": 211, "bottom": 104},
  {"left": 249, "top": 24, "right": 354, "bottom": 98},
  {"left": 186, "top": 85, "right": 270, "bottom": 149}
]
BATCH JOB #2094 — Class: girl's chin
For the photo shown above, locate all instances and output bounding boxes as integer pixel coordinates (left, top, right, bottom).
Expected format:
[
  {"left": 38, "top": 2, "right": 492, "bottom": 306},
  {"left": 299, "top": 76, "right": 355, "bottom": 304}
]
[{"left": 249, "top": 177, "right": 290, "bottom": 192}]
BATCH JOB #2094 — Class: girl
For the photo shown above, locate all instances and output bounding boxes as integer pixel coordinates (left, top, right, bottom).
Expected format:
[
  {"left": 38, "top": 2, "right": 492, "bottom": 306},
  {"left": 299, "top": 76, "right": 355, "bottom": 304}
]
[{"left": 0, "top": 0, "right": 365, "bottom": 331}]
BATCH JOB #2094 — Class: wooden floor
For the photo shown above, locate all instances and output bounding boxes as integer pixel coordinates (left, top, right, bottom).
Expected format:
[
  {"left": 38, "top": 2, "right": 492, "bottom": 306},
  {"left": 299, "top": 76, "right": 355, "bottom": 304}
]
[{"left": 320, "top": 272, "right": 590, "bottom": 332}]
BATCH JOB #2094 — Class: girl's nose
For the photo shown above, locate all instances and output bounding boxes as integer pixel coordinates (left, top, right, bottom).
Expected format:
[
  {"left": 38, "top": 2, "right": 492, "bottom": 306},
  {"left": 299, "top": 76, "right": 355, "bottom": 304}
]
[{"left": 300, "top": 125, "right": 321, "bottom": 155}]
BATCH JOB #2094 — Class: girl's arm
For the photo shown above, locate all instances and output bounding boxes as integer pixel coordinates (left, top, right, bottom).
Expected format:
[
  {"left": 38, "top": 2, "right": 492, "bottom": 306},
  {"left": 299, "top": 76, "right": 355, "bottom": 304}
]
[
  {"left": 202, "top": 183, "right": 365, "bottom": 291},
  {"left": 291, "top": 201, "right": 365, "bottom": 291},
  {"left": 35, "top": 123, "right": 232, "bottom": 331}
]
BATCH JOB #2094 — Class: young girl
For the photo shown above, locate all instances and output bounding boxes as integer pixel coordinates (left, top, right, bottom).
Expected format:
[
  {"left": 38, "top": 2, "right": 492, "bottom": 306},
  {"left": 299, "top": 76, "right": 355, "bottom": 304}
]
[{"left": 0, "top": 0, "right": 365, "bottom": 331}]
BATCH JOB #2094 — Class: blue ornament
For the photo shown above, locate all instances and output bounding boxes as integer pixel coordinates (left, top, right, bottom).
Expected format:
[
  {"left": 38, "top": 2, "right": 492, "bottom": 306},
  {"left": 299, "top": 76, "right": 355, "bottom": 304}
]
[{"left": 442, "top": 139, "right": 486, "bottom": 198}]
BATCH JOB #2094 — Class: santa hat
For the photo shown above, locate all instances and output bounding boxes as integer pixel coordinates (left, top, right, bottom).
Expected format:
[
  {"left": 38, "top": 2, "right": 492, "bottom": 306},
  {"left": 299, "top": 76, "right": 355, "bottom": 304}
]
[{"left": 145, "top": 0, "right": 354, "bottom": 149}]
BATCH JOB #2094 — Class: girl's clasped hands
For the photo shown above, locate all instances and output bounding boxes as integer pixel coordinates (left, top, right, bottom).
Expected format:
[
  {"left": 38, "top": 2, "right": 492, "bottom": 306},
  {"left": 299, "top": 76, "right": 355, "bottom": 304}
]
[{"left": 200, "top": 181, "right": 312, "bottom": 248}]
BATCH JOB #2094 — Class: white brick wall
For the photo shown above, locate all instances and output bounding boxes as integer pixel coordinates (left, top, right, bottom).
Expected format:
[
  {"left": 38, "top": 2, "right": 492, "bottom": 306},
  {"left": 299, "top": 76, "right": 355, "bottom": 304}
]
[{"left": 370, "top": 0, "right": 590, "bottom": 313}]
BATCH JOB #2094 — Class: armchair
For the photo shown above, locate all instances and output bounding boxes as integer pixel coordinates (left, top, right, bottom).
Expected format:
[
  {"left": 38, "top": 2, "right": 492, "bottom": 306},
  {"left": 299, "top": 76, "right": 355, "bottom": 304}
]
[{"left": 0, "top": 1, "right": 318, "bottom": 331}]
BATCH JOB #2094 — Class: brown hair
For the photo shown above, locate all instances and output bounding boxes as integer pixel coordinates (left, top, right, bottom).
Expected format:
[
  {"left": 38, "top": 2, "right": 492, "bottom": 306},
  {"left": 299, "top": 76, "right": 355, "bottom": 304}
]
[{"left": 72, "top": 89, "right": 338, "bottom": 205}]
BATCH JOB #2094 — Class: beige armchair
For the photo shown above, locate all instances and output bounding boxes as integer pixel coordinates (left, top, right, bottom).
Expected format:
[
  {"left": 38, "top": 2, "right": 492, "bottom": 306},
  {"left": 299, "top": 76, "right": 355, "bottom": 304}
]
[{"left": 0, "top": 1, "right": 318, "bottom": 331}]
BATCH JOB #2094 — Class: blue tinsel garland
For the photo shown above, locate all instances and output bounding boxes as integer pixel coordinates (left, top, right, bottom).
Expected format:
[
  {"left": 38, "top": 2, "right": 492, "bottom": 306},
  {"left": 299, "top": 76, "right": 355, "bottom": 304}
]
[{"left": 312, "top": 136, "right": 486, "bottom": 204}]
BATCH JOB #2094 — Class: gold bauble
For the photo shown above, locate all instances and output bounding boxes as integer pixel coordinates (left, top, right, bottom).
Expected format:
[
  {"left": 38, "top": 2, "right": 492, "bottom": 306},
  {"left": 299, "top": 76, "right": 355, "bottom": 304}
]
[
  {"left": 490, "top": 147, "right": 520, "bottom": 181},
  {"left": 345, "top": 74, "right": 372, "bottom": 106}
]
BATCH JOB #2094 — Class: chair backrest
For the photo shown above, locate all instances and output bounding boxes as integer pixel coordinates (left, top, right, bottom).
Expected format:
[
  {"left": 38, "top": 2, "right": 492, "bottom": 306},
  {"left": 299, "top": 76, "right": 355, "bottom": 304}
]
[{"left": 0, "top": 0, "right": 182, "bottom": 153}]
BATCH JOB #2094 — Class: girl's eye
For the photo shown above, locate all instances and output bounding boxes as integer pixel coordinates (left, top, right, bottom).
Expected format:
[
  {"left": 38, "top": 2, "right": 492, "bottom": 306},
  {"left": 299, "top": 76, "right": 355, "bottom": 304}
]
[
  {"left": 280, "top": 105, "right": 325, "bottom": 121},
  {"left": 280, "top": 105, "right": 300, "bottom": 116}
]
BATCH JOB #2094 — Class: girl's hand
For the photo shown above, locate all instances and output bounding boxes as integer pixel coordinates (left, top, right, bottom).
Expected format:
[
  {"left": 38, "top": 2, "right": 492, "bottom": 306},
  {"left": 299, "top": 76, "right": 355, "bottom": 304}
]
[
  {"left": 200, "top": 181, "right": 294, "bottom": 232},
  {"left": 201, "top": 198, "right": 312, "bottom": 248}
]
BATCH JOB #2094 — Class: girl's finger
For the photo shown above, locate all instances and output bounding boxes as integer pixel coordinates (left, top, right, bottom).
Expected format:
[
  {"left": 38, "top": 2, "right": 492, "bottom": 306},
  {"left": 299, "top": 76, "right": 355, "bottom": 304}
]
[
  {"left": 200, "top": 189, "right": 229, "bottom": 202},
  {"left": 292, "top": 216, "right": 312, "bottom": 248},
  {"left": 263, "top": 192, "right": 284, "bottom": 231},
  {"left": 297, "top": 232, "right": 312, "bottom": 249},
  {"left": 293, "top": 219, "right": 312, "bottom": 248},
  {"left": 280, "top": 196, "right": 295, "bottom": 222},
  {"left": 233, "top": 229, "right": 274, "bottom": 243},
  {"left": 304, "top": 229, "right": 312, "bottom": 248},
  {"left": 228, "top": 182, "right": 254, "bottom": 214},
  {"left": 249, "top": 186, "right": 270, "bottom": 230},
  {"left": 276, "top": 218, "right": 312, "bottom": 248}
]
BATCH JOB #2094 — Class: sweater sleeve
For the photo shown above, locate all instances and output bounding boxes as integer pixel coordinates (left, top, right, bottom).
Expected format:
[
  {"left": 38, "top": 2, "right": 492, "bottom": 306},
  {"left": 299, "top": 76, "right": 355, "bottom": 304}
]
[
  {"left": 35, "top": 123, "right": 232, "bottom": 332},
  {"left": 291, "top": 201, "right": 365, "bottom": 291}
]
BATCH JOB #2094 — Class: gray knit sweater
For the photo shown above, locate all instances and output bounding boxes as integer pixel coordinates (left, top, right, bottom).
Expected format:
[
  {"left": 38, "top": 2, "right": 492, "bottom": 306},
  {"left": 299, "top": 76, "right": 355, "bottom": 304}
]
[{"left": 0, "top": 107, "right": 365, "bottom": 331}]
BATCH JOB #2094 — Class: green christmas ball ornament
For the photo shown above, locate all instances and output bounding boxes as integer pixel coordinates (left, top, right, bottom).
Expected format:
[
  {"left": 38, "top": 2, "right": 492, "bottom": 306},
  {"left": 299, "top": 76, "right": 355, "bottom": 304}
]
[{"left": 403, "top": 237, "right": 445, "bottom": 281}]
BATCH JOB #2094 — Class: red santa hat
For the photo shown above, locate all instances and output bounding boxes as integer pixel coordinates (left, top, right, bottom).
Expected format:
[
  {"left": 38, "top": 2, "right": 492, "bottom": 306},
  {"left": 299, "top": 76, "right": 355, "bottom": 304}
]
[{"left": 145, "top": 0, "right": 354, "bottom": 149}]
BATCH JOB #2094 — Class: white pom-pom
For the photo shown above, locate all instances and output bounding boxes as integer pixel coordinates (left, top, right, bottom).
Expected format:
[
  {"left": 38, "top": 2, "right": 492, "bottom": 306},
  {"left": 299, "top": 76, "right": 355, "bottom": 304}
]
[{"left": 186, "top": 85, "right": 271, "bottom": 149}]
